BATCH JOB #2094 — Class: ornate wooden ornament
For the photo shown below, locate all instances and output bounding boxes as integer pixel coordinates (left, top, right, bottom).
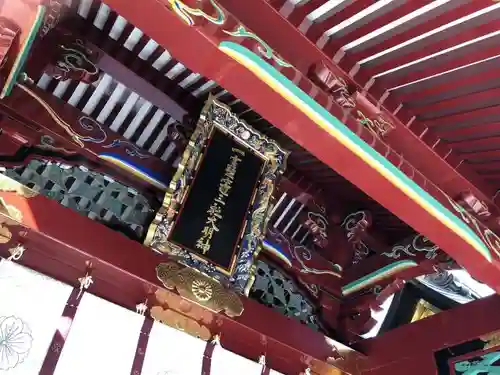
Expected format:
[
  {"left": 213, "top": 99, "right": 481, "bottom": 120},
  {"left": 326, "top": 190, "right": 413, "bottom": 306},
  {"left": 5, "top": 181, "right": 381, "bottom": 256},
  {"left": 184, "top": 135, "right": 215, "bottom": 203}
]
[
  {"left": 481, "top": 331, "right": 500, "bottom": 350},
  {"left": 150, "top": 305, "right": 212, "bottom": 341},
  {"left": 0, "top": 174, "right": 37, "bottom": 243},
  {"left": 156, "top": 262, "right": 244, "bottom": 317},
  {"left": 0, "top": 173, "right": 38, "bottom": 199},
  {"left": 146, "top": 96, "right": 288, "bottom": 293}
]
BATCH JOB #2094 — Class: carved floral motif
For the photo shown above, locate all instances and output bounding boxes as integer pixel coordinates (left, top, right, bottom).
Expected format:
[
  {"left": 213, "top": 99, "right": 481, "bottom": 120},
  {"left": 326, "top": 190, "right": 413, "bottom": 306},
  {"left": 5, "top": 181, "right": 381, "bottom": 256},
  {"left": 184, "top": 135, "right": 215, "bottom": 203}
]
[{"left": 156, "top": 262, "right": 244, "bottom": 317}]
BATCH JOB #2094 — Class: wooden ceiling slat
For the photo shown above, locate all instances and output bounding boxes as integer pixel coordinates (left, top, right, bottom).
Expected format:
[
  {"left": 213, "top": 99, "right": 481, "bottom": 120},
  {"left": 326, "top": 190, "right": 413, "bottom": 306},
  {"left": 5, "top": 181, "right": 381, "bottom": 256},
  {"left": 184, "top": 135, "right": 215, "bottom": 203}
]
[
  {"left": 101, "top": 9, "right": 119, "bottom": 36},
  {"left": 381, "top": 41, "right": 500, "bottom": 91},
  {"left": 414, "top": 87, "right": 500, "bottom": 122},
  {"left": 438, "top": 122, "right": 500, "bottom": 141},
  {"left": 445, "top": 136, "right": 500, "bottom": 153},
  {"left": 345, "top": 0, "right": 493, "bottom": 72},
  {"left": 268, "top": 0, "right": 288, "bottom": 11},
  {"left": 287, "top": 0, "right": 331, "bottom": 27},
  {"left": 425, "top": 105, "right": 500, "bottom": 129},
  {"left": 462, "top": 149, "right": 500, "bottom": 162},
  {"left": 397, "top": 65, "right": 500, "bottom": 105},
  {"left": 363, "top": 18, "right": 500, "bottom": 79},
  {"left": 306, "top": 0, "right": 376, "bottom": 42}
]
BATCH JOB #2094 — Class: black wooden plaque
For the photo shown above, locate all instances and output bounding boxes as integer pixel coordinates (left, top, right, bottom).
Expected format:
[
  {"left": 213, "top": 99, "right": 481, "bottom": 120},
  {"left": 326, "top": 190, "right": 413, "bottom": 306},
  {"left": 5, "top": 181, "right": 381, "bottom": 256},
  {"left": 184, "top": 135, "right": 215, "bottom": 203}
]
[{"left": 169, "top": 128, "right": 265, "bottom": 272}]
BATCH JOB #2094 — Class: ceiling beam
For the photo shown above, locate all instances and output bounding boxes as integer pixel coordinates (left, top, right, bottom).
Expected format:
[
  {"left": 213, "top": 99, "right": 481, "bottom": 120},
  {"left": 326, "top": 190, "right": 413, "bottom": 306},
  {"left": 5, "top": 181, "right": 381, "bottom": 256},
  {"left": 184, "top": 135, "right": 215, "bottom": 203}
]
[
  {"left": 380, "top": 42, "right": 500, "bottom": 91},
  {"left": 437, "top": 122, "right": 500, "bottom": 140},
  {"left": 411, "top": 88, "right": 500, "bottom": 120},
  {"left": 339, "top": 0, "right": 494, "bottom": 73},
  {"left": 305, "top": 0, "right": 379, "bottom": 43},
  {"left": 322, "top": 0, "right": 431, "bottom": 57},
  {"left": 362, "top": 18, "right": 500, "bottom": 79},
  {"left": 425, "top": 105, "right": 500, "bottom": 129}
]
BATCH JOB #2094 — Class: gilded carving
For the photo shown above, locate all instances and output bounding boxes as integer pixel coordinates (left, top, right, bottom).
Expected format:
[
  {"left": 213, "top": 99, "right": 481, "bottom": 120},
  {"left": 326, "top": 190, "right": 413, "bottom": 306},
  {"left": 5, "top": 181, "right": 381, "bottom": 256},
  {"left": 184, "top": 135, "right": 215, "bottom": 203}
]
[
  {"left": 150, "top": 305, "right": 212, "bottom": 341},
  {"left": 0, "top": 198, "right": 22, "bottom": 244},
  {"left": 146, "top": 96, "right": 288, "bottom": 293},
  {"left": 156, "top": 262, "right": 244, "bottom": 317},
  {"left": 0, "top": 174, "right": 38, "bottom": 198},
  {"left": 482, "top": 331, "right": 500, "bottom": 350},
  {"left": 357, "top": 110, "right": 394, "bottom": 138}
]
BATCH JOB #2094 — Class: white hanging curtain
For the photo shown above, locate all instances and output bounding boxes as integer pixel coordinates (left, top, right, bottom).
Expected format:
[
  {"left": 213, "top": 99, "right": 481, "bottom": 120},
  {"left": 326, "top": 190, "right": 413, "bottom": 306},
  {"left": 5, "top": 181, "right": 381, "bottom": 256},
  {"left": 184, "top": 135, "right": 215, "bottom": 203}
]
[
  {"left": 211, "top": 346, "right": 264, "bottom": 374},
  {"left": 0, "top": 260, "right": 72, "bottom": 374},
  {"left": 53, "top": 293, "right": 144, "bottom": 375},
  {"left": 0, "top": 259, "right": 285, "bottom": 375},
  {"left": 141, "top": 321, "right": 206, "bottom": 374}
]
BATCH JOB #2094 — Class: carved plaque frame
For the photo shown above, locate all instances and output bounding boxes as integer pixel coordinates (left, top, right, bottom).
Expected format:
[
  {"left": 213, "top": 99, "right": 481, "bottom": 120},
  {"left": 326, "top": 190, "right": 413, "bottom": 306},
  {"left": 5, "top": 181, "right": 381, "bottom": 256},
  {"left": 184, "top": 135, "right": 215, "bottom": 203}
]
[{"left": 145, "top": 96, "right": 288, "bottom": 294}]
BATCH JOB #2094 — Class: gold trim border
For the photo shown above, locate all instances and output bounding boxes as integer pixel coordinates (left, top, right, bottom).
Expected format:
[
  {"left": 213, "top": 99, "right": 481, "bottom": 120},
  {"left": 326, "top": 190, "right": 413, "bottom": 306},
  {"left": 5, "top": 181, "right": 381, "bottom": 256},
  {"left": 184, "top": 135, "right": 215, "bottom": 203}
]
[{"left": 145, "top": 95, "right": 288, "bottom": 292}]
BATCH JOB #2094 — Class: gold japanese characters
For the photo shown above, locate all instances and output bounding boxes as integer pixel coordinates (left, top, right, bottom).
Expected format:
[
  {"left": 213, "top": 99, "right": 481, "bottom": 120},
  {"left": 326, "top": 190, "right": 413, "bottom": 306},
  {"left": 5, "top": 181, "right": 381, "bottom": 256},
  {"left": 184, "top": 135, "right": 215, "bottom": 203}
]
[{"left": 145, "top": 96, "right": 288, "bottom": 296}]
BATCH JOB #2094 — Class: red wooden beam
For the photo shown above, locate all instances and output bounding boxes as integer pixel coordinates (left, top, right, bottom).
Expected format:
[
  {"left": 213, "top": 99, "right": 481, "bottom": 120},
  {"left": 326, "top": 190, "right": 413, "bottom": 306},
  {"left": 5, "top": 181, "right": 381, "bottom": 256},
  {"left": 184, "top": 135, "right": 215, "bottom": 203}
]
[
  {"left": 0, "top": 187, "right": 364, "bottom": 375},
  {"left": 355, "top": 295, "right": 500, "bottom": 373},
  {"left": 0, "top": 84, "right": 173, "bottom": 192},
  {"left": 287, "top": 0, "right": 331, "bottom": 27},
  {"left": 446, "top": 136, "right": 500, "bottom": 153},
  {"left": 462, "top": 149, "right": 500, "bottom": 162},
  {"left": 437, "top": 122, "right": 500, "bottom": 140}
]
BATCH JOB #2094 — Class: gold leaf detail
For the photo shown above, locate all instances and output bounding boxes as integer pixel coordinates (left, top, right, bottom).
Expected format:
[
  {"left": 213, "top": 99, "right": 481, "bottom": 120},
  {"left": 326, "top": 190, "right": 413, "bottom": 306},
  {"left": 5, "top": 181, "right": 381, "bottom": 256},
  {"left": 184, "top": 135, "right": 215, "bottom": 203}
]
[{"left": 156, "top": 262, "right": 244, "bottom": 317}]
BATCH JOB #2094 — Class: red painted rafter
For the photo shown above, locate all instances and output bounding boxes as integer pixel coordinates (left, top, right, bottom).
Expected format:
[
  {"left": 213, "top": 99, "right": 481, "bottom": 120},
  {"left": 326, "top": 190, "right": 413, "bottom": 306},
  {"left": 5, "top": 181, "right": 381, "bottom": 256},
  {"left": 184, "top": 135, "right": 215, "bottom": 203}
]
[
  {"left": 412, "top": 87, "right": 500, "bottom": 119},
  {"left": 341, "top": 0, "right": 494, "bottom": 73},
  {"left": 287, "top": 0, "right": 330, "bottom": 27},
  {"left": 425, "top": 105, "right": 500, "bottom": 129},
  {"left": 461, "top": 149, "right": 500, "bottom": 162},
  {"left": 474, "top": 162, "right": 500, "bottom": 173},
  {"left": 380, "top": 42, "right": 500, "bottom": 91},
  {"left": 363, "top": 18, "right": 500, "bottom": 79},
  {"left": 323, "top": 0, "right": 433, "bottom": 58},
  {"left": 305, "top": 0, "right": 378, "bottom": 42},
  {"left": 268, "top": 0, "right": 288, "bottom": 11},
  {"left": 398, "top": 66, "right": 500, "bottom": 105},
  {"left": 437, "top": 122, "right": 500, "bottom": 140},
  {"left": 446, "top": 136, "right": 500, "bottom": 153}
]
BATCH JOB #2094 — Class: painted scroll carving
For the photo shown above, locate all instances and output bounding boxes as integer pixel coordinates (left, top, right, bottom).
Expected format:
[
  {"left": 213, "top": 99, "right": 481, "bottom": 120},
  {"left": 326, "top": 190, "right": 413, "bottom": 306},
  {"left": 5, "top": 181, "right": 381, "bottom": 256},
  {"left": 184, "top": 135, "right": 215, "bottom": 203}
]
[
  {"left": 382, "top": 234, "right": 439, "bottom": 260},
  {"left": 308, "top": 61, "right": 355, "bottom": 109},
  {"left": 341, "top": 211, "right": 372, "bottom": 265},
  {"left": 39, "top": 0, "right": 72, "bottom": 38},
  {"left": 302, "top": 211, "right": 328, "bottom": 249},
  {"left": 44, "top": 38, "right": 100, "bottom": 83}
]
